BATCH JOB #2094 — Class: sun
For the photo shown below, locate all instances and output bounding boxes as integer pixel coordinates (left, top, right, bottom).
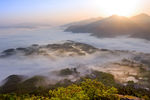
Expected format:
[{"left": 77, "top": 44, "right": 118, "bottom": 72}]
[{"left": 97, "top": 0, "right": 140, "bottom": 16}]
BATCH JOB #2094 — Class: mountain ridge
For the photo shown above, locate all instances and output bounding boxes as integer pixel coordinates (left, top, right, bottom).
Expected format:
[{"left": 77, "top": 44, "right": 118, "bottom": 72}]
[{"left": 65, "top": 13, "right": 150, "bottom": 40}]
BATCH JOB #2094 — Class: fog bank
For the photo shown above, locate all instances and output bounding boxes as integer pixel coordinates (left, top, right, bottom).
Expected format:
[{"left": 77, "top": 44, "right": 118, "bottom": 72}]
[{"left": 0, "top": 27, "right": 150, "bottom": 53}]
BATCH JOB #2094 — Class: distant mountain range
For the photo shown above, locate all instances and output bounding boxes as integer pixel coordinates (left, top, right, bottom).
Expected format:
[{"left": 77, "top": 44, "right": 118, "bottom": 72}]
[
  {"left": 65, "top": 13, "right": 150, "bottom": 40},
  {"left": 63, "top": 17, "right": 103, "bottom": 27},
  {"left": 0, "top": 23, "right": 51, "bottom": 29}
]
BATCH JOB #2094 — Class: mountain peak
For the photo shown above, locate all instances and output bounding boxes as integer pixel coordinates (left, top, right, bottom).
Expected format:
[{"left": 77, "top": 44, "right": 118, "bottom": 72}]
[
  {"left": 138, "top": 13, "right": 149, "bottom": 17},
  {"left": 108, "top": 15, "right": 128, "bottom": 19},
  {"left": 132, "top": 13, "right": 150, "bottom": 19},
  {"left": 131, "top": 13, "right": 150, "bottom": 23},
  {"left": 105, "top": 15, "right": 129, "bottom": 22}
]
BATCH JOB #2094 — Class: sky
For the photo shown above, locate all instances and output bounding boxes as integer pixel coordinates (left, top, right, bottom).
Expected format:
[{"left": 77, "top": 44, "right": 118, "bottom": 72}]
[{"left": 0, "top": 0, "right": 150, "bottom": 25}]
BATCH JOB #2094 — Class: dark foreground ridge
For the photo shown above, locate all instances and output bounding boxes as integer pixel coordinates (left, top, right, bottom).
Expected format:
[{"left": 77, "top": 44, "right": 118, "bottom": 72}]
[{"left": 0, "top": 73, "right": 150, "bottom": 100}]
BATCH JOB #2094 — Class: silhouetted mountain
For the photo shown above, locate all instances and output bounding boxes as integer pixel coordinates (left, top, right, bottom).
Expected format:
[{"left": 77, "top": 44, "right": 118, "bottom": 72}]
[
  {"left": 131, "top": 13, "right": 150, "bottom": 29},
  {"left": 132, "top": 13, "right": 150, "bottom": 23},
  {"left": 65, "top": 14, "right": 150, "bottom": 40},
  {"left": 131, "top": 13, "right": 150, "bottom": 39},
  {"left": 63, "top": 17, "right": 103, "bottom": 27}
]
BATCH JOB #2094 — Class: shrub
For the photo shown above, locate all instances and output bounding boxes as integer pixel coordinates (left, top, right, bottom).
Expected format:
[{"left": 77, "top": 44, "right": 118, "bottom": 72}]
[{"left": 49, "top": 79, "right": 119, "bottom": 100}]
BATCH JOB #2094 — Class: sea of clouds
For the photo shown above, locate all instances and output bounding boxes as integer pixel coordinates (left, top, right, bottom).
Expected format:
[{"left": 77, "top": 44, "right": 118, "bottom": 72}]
[
  {"left": 0, "top": 27, "right": 150, "bottom": 82},
  {"left": 0, "top": 27, "right": 150, "bottom": 53}
]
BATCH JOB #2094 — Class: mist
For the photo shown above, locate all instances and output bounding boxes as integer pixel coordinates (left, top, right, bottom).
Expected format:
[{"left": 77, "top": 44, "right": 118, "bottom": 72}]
[
  {"left": 0, "top": 27, "right": 150, "bottom": 53},
  {"left": 0, "top": 27, "right": 150, "bottom": 83},
  {"left": 0, "top": 49, "right": 131, "bottom": 82}
]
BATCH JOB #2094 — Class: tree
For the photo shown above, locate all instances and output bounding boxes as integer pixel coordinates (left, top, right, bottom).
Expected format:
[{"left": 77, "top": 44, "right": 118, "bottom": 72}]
[{"left": 49, "top": 79, "right": 119, "bottom": 100}]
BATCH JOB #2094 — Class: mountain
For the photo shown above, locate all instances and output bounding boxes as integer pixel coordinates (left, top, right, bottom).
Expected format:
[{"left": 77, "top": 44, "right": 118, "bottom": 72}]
[
  {"left": 131, "top": 13, "right": 150, "bottom": 39},
  {"left": 63, "top": 17, "right": 103, "bottom": 27},
  {"left": 131, "top": 13, "right": 150, "bottom": 29},
  {"left": 131, "top": 13, "right": 150, "bottom": 24},
  {"left": 65, "top": 14, "right": 150, "bottom": 40}
]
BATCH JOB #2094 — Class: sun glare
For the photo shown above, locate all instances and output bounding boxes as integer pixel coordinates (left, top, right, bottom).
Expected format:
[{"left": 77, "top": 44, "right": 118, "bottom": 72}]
[{"left": 97, "top": 0, "right": 140, "bottom": 16}]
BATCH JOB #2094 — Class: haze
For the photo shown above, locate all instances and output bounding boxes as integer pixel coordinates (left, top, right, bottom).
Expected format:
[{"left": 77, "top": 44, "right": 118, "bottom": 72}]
[{"left": 0, "top": 0, "right": 150, "bottom": 25}]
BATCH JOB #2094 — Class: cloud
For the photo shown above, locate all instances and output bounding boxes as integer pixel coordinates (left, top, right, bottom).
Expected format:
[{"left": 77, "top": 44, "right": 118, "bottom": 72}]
[
  {"left": 0, "top": 23, "right": 51, "bottom": 30},
  {"left": 0, "top": 49, "right": 131, "bottom": 82},
  {"left": 0, "top": 27, "right": 150, "bottom": 53},
  {"left": 0, "top": 27, "right": 150, "bottom": 83}
]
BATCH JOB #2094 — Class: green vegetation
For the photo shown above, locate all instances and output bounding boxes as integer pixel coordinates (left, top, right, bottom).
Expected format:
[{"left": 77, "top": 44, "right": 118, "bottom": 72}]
[
  {"left": 0, "top": 79, "right": 119, "bottom": 100},
  {"left": 117, "top": 81, "right": 150, "bottom": 99},
  {"left": 0, "top": 75, "right": 48, "bottom": 95},
  {"left": 0, "top": 70, "right": 150, "bottom": 100},
  {"left": 59, "top": 68, "right": 78, "bottom": 76},
  {"left": 86, "top": 71, "right": 117, "bottom": 86}
]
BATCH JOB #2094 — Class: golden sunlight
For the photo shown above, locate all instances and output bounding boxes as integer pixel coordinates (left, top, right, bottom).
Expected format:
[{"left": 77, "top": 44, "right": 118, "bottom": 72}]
[{"left": 98, "top": 0, "right": 140, "bottom": 16}]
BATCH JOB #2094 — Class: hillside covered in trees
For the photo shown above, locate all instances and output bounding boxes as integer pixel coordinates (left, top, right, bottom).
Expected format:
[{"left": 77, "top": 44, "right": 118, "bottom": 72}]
[{"left": 0, "top": 73, "right": 150, "bottom": 100}]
